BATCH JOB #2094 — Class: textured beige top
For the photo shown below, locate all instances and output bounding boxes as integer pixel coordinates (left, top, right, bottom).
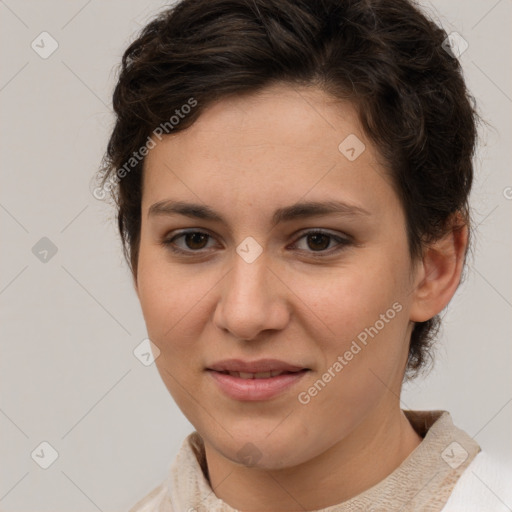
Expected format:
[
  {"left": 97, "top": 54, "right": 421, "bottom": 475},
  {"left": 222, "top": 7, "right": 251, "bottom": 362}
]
[{"left": 130, "top": 410, "right": 480, "bottom": 512}]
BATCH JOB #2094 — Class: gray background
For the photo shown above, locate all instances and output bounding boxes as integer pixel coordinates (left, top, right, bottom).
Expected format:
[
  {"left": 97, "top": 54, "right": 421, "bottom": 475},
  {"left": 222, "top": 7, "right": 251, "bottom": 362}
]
[{"left": 1, "top": 0, "right": 511, "bottom": 510}]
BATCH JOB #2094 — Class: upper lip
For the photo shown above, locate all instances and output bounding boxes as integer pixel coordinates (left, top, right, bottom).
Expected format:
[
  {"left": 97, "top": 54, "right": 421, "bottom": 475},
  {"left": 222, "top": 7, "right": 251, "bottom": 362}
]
[{"left": 207, "top": 359, "right": 309, "bottom": 373}]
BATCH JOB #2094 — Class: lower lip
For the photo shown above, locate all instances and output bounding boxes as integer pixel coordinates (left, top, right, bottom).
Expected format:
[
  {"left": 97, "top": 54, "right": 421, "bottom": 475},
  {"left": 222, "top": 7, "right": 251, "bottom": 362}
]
[{"left": 207, "top": 370, "right": 309, "bottom": 401}]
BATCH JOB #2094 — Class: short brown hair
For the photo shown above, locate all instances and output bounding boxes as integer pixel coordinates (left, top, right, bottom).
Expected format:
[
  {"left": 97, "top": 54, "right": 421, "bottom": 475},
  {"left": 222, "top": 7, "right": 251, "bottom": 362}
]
[{"left": 98, "top": 0, "right": 478, "bottom": 378}]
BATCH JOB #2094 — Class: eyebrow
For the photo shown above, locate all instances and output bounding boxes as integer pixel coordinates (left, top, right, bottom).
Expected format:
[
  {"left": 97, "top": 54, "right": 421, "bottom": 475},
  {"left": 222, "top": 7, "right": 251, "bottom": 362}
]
[{"left": 148, "top": 199, "right": 370, "bottom": 226}]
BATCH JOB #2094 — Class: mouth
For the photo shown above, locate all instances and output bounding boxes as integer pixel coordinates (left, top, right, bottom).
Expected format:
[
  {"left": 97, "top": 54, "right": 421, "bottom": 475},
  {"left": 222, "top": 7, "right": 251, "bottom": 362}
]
[
  {"left": 205, "top": 359, "right": 311, "bottom": 401},
  {"left": 212, "top": 369, "right": 306, "bottom": 379},
  {"left": 206, "top": 358, "right": 310, "bottom": 374}
]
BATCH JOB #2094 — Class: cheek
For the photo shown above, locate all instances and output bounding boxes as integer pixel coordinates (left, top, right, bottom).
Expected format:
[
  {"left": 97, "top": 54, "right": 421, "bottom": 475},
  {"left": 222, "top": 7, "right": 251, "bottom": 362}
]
[
  {"left": 293, "top": 269, "right": 409, "bottom": 430},
  {"left": 288, "top": 253, "right": 411, "bottom": 388},
  {"left": 136, "top": 250, "right": 211, "bottom": 410},
  {"left": 136, "top": 247, "right": 203, "bottom": 347},
  {"left": 292, "top": 259, "right": 408, "bottom": 337}
]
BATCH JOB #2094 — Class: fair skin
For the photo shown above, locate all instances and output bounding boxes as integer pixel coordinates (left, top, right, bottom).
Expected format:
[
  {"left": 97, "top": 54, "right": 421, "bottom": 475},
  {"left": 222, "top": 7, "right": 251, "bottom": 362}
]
[{"left": 134, "top": 83, "right": 467, "bottom": 511}]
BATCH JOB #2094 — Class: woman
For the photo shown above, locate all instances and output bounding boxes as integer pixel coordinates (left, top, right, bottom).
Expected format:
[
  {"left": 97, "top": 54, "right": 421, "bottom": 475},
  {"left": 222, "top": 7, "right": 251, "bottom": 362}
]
[{"left": 97, "top": 0, "right": 512, "bottom": 510}]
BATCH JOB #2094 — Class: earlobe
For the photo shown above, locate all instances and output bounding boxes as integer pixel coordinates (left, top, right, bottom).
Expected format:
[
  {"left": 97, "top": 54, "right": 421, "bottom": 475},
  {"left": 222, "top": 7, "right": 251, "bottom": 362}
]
[{"left": 409, "top": 221, "right": 468, "bottom": 323}]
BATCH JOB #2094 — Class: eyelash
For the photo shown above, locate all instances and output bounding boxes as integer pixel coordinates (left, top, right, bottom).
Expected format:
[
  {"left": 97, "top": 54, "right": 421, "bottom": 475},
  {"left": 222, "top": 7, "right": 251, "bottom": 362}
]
[{"left": 161, "top": 229, "right": 352, "bottom": 258}]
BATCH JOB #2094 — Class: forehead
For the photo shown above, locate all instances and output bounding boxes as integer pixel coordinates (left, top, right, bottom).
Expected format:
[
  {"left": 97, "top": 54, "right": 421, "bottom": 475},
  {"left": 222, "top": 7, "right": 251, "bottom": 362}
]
[{"left": 141, "top": 84, "right": 399, "bottom": 223}]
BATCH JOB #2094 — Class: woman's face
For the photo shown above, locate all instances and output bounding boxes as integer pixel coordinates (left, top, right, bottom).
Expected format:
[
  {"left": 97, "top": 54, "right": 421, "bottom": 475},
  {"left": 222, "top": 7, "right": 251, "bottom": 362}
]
[{"left": 136, "top": 84, "right": 421, "bottom": 469}]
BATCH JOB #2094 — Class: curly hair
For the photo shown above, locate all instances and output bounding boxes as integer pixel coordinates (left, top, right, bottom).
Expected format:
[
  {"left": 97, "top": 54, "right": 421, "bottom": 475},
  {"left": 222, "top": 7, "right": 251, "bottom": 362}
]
[{"left": 97, "top": 0, "right": 478, "bottom": 378}]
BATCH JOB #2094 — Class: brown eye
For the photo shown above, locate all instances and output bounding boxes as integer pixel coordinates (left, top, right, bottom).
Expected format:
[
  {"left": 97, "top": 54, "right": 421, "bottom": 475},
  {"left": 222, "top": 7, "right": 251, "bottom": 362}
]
[
  {"left": 292, "top": 230, "right": 352, "bottom": 257},
  {"left": 306, "top": 233, "right": 331, "bottom": 251},
  {"left": 162, "top": 230, "right": 216, "bottom": 254},
  {"left": 183, "top": 232, "right": 209, "bottom": 250}
]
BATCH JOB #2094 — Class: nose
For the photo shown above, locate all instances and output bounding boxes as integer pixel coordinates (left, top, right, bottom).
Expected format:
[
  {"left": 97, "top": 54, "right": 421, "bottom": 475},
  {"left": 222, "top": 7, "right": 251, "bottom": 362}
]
[{"left": 213, "top": 251, "right": 290, "bottom": 341}]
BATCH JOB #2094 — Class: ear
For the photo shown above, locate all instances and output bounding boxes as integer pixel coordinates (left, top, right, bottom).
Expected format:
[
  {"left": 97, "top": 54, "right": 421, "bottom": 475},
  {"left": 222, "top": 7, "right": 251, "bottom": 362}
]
[{"left": 409, "top": 218, "right": 468, "bottom": 323}]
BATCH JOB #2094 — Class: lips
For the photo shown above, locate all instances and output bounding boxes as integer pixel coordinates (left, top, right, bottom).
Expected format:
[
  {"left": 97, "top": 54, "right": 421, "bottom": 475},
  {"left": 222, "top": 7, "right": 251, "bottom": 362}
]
[{"left": 206, "top": 359, "right": 310, "bottom": 400}]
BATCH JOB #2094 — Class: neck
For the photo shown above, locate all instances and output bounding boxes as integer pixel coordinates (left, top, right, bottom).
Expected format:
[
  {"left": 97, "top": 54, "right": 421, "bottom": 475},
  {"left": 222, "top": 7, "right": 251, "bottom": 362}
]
[{"left": 203, "top": 406, "right": 423, "bottom": 511}]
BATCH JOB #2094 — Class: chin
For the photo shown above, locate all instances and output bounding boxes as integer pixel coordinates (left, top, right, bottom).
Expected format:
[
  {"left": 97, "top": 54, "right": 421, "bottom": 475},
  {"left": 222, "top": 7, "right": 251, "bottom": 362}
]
[{"left": 204, "top": 422, "right": 317, "bottom": 470}]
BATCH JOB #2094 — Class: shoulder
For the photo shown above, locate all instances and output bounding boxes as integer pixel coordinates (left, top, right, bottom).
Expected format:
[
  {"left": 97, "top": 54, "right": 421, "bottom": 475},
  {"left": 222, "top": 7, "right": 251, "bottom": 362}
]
[
  {"left": 128, "top": 431, "right": 206, "bottom": 512},
  {"left": 442, "top": 451, "right": 512, "bottom": 511},
  {"left": 128, "top": 482, "right": 171, "bottom": 512}
]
